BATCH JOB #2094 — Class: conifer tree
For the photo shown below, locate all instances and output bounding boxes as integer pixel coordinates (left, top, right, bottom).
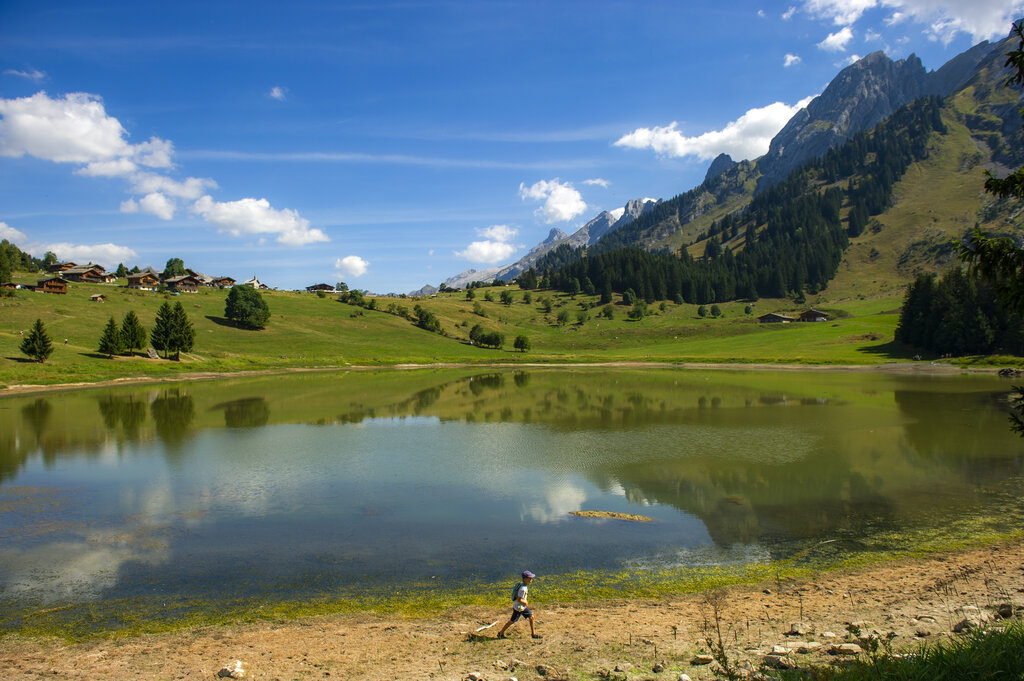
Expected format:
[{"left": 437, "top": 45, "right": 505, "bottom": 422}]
[
  {"left": 169, "top": 301, "right": 195, "bottom": 360},
  {"left": 20, "top": 318, "right": 54, "bottom": 363},
  {"left": 151, "top": 301, "right": 173, "bottom": 358},
  {"left": 120, "top": 310, "right": 148, "bottom": 356},
  {"left": 97, "top": 316, "right": 124, "bottom": 358}
]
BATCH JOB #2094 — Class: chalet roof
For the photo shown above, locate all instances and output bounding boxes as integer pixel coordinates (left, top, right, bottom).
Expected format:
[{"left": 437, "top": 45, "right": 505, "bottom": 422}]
[
  {"left": 758, "top": 312, "right": 796, "bottom": 321},
  {"left": 62, "top": 263, "right": 106, "bottom": 274},
  {"left": 127, "top": 271, "right": 159, "bottom": 280},
  {"left": 164, "top": 274, "right": 199, "bottom": 284}
]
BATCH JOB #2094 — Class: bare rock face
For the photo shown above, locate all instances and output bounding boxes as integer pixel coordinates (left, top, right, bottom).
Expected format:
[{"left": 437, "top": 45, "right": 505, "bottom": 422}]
[{"left": 757, "top": 51, "right": 928, "bottom": 191}]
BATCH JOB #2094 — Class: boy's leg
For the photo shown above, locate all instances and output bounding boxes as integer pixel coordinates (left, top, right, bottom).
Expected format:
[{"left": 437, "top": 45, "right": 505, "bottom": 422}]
[
  {"left": 497, "top": 614, "right": 514, "bottom": 638},
  {"left": 527, "top": 614, "right": 539, "bottom": 638}
]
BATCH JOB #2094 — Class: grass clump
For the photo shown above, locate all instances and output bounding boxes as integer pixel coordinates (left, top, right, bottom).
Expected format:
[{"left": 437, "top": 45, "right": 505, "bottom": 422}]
[{"left": 772, "top": 623, "right": 1024, "bottom": 680}]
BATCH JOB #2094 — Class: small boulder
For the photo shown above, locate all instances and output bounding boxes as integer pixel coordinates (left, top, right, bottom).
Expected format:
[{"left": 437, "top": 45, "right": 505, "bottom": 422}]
[
  {"left": 770, "top": 645, "right": 791, "bottom": 655},
  {"left": 690, "top": 653, "right": 714, "bottom": 665},
  {"left": 677, "top": 675, "right": 692, "bottom": 681},
  {"left": 652, "top": 661, "right": 666, "bottom": 673},
  {"left": 762, "top": 654, "right": 796, "bottom": 670},
  {"left": 829, "top": 643, "right": 862, "bottom": 656},
  {"left": 466, "top": 673, "right": 486, "bottom": 681},
  {"left": 785, "top": 622, "right": 807, "bottom": 636},
  {"left": 796, "top": 642, "right": 822, "bottom": 654},
  {"left": 997, "top": 603, "right": 1014, "bottom": 619}
]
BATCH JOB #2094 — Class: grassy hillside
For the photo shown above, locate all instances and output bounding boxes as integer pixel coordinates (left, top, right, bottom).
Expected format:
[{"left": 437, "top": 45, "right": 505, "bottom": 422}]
[{"left": 0, "top": 273, "right": 933, "bottom": 388}]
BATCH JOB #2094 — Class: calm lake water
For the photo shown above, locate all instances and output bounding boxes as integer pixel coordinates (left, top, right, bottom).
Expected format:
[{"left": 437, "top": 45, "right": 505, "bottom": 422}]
[{"left": 2, "top": 368, "right": 1023, "bottom": 629}]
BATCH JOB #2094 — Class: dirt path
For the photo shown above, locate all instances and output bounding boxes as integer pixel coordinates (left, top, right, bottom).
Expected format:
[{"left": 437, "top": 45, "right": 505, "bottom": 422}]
[{"left": 2, "top": 539, "right": 1022, "bottom": 681}]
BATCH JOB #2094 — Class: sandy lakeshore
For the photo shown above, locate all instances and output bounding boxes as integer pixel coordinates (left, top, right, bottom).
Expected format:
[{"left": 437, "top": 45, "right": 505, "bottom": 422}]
[{"left": 2, "top": 539, "right": 1022, "bottom": 681}]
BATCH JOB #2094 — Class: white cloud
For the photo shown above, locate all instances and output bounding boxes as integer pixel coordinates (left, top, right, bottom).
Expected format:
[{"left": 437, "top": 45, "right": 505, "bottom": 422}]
[
  {"left": 0, "top": 222, "right": 28, "bottom": 244},
  {"left": 37, "top": 242, "right": 138, "bottom": 267},
  {"left": 77, "top": 158, "right": 139, "bottom": 177},
  {"left": 0, "top": 92, "right": 134, "bottom": 164},
  {"left": 455, "top": 224, "right": 521, "bottom": 264},
  {"left": 518, "top": 179, "right": 587, "bottom": 223},
  {"left": 120, "top": 198, "right": 139, "bottom": 214},
  {"left": 479, "top": 224, "right": 518, "bottom": 242},
  {"left": 615, "top": 96, "right": 816, "bottom": 162},
  {"left": 783, "top": 5, "right": 798, "bottom": 19},
  {"left": 130, "top": 172, "right": 215, "bottom": 200},
  {"left": 818, "top": 26, "right": 855, "bottom": 51},
  {"left": 583, "top": 178, "right": 610, "bottom": 187},
  {"left": 801, "top": 0, "right": 1022, "bottom": 44},
  {"left": 138, "top": 192, "right": 175, "bottom": 220},
  {"left": 335, "top": 255, "right": 369, "bottom": 277},
  {"left": 784, "top": 53, "right": 803, "bottom": 67},
  {"left": 4, "top": 68, "right": 46, "bottom": 81},
  {"left": 269, "top": 86, "right": 287, "bottom": 101},
  {"left": 191, "top": 195, "right": 328, "bottom": 246},
  {"left": 840, "top": 53, "right": 865, "bottom": 66},
  {"left": 758, "top": 9, "right": 767, "bottom": 17},
  {"left": 456, "top": 240, "right": 519, "bottom": 264},
  {"left": 804, "top": 0, "right": 876, "bottom": 24}
]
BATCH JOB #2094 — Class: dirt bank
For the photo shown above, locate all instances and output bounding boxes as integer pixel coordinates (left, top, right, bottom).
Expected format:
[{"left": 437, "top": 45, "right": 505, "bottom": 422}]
[{"left": 2, "top": 539, "right": 1022, "bottom": 681}]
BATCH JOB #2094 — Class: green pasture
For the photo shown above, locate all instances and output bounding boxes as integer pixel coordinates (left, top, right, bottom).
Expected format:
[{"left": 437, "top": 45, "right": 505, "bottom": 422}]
[{"left": 0, "top": 276, "right": 925, "bottom": 388}]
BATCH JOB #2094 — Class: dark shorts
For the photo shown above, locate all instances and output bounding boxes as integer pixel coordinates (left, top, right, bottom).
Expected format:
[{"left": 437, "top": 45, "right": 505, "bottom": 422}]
[{"left": 509, "top": 607, "right": 533, "bottom": 622}]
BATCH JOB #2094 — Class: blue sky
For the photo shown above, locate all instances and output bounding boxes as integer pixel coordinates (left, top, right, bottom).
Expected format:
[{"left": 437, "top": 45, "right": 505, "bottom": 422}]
[{"left": 1, "top": 1, "right": 1021, "bottom": 293}]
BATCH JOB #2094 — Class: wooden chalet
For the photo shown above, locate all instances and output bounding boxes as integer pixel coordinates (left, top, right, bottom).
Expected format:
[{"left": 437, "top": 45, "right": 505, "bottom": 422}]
[
  {"left": 61, "top": 263, "right": 110, "bottom": 284},
  {"left": 126, "top": 271, "right": 160, "bottom": 291},
  {"left": 306, "top": 283, "right": 335, "bottom": 292},
  {"left": 34, "top": 277, "right": 68, "bottom": 295},
  {"left": 1, "top": 282, "right": 20, "bottom": 290},
  {"left": 164, "top": 274, "right": 200, "bottom": 293},
  {"left": 90, "top": 293, "right": 106, "bottom": 302},
  {"left": 758, "top": 312, "right": 796, "bottom": 324},
  {"left": 799, "top": 309, "right": 829, "bottom": 322},
  {"left": 48, "top": 262, "right": 77, "bottom": 273},
  {"left": 211, "top": 276, "right": 236, "bottom": 288}
]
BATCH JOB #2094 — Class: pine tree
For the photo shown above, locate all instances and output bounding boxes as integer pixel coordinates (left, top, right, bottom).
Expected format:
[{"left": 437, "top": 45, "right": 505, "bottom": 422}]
[
  {"left": 151, "top": 301, "right": 173, "bottom": 358},
  {"left": 20, "top": 318, "right": 54, "bottom": 363},
  {"left": 120, "top": 310, "right": 148, "bottom": 356},
  {"left": 97, "top": 316, "right": 124, "bottom": 358},
  {"left": 169, "top": 301, "right": 195, "bottom": 360}
]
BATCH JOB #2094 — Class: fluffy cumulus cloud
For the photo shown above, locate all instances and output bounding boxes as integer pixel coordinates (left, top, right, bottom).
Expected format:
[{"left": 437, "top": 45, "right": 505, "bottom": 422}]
[
  {"left": 0, "top": 90, "right": 321, "bottom": 243},
  {"left": 0, "top": 221, "right": 28, "bottom": 244},
  {"left": 269, "top": 86, "right": 287, "bottom": 101},
  {"left": 615, "top": 96, "right": 816, "bottom": 162},
  {"left": 38, "top": 242, "right": 138, "bottom": 267},
  {"left": 818, "top": 26, "right": 855, "bottom": 51},
  {"left": 784, "top": 53, "right": 803, "bottom": 67},
  {"left": 583, "top": 178, "right": 610, "bottom": 187},
  {"left": 455, "top": 224, "right": 520, "bottom": 264},
  {"left": 192, "top": 195, "right": 328, "bottom": 246},
  {"left": 335, "top": 255, "right": 369, "bottom": 278},
  {"left": 518, "top": 179, "right": 587, "bottom": 223},
  {"left": 801, "top": 0, "right": 1024, "bottom": 43},
  {"left": 0, "top": 221, "right": 135, "bottom": 267}
]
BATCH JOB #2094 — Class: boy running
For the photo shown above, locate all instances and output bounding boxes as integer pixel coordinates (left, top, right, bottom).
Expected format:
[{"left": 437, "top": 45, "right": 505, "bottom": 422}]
[{"left": 497, "top": 570, "right": 541, "bottom": 639}]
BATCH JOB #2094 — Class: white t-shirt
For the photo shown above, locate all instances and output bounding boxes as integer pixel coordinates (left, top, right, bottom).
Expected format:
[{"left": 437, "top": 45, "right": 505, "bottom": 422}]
[{"left": 513, "top": 584, "right": 528, "bottom": 611}]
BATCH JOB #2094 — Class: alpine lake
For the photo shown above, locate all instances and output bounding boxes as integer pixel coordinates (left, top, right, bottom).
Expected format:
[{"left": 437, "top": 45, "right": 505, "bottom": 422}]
[{"left": 2, "top": 367, "right": 1023, "bottom": 637}]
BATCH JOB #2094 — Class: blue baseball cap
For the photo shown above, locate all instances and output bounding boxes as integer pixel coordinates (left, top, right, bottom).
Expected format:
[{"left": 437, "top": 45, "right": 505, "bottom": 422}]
[{"left": 522, "top": 570, "right": 536, "bottom": 579}]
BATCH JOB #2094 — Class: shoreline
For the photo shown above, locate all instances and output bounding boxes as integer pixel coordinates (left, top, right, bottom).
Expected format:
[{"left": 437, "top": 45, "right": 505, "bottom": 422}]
[
  {"left": 2, "top": 537, "right": 1021, "bottom": 680},
  {"left": 0, "top": 359, "right": 1000, "bottom": 397}
]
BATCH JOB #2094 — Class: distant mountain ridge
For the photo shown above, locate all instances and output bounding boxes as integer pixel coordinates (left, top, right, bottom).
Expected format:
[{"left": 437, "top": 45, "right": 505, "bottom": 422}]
[
  {"left": 441, "top": 198, "right": 659, "bottom": 290},
  {"left": 422, "top": 33, "right": 1015, "bottom": 295}
]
